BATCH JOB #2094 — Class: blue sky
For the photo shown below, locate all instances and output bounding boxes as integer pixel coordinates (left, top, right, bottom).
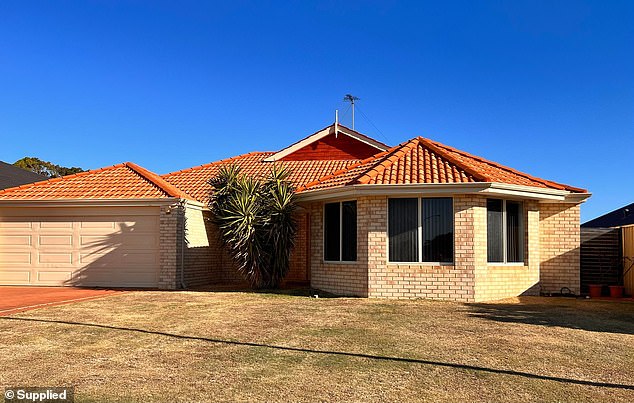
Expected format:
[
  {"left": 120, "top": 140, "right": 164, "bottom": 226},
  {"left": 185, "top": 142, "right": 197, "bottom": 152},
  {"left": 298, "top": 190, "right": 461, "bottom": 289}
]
[{"left": 1, "top": 1, "right": 632, "bottom": 221}]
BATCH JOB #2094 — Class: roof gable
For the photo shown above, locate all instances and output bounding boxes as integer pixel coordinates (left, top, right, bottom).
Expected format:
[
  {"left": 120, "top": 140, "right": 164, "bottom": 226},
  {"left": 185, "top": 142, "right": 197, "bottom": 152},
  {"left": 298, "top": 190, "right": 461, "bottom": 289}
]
[
  {"left": 0, "top": 162, "right": 195, "bottom": 201},
  {"left": 263, "top": 123, "right": 389, "bottom": 162}
]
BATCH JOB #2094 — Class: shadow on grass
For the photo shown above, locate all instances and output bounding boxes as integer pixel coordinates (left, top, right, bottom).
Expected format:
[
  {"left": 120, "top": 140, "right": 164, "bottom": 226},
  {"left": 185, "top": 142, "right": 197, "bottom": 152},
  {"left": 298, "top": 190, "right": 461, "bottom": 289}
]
[
  {"left": 2, "top": 316, "right": 633, "bottom": 391},
  {"left": 467, "top": 300, "right": 634, "bottom": 335}
]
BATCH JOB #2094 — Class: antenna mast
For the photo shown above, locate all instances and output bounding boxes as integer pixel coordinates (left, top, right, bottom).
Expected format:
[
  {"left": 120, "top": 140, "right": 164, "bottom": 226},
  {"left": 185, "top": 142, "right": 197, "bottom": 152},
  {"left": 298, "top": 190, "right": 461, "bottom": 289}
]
[{"left": 343, "top": 94, "right": 360, "bottom": 130}]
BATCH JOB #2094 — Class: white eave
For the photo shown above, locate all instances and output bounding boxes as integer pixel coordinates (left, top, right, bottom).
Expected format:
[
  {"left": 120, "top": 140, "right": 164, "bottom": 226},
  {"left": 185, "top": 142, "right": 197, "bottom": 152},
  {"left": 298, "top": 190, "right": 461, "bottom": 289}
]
[
  {"left": 263, "top": 124, "right": 389, "bottom": 162},
  {"left": 0, "top": 197, "right": 207, "bottom": 208},
  {"left": 296, "top": 182, "right": 591, "bottom": 203}
]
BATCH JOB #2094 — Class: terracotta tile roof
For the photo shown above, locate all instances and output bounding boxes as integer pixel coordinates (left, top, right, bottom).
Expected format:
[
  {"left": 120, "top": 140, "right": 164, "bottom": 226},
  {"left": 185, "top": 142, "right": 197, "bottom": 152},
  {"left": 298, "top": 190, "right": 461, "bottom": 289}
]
[
  {"left": 299, "top": 137, "right": 587, "bottom": 193},
  {"left": 162, "top": 152, "right": 360, "bottom": 204},
  {"left": 0, "top": 162, "right": 196, "bottom": 201}
]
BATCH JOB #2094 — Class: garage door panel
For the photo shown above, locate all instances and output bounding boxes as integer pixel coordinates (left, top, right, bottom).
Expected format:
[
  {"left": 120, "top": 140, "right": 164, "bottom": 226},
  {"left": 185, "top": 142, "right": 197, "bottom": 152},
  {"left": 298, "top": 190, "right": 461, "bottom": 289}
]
[
  {"left": 0, "top": 235, "right": 31, "bottom": 246},
  {"left": 0, "top": 252, "right": 32, "bottom": 264},
  {"left": 0, "top": 209, "right": 160, "bottom": 287},
  {"left": 40, "top": 221, "right": 73, "bottom": 229},
  {"left": 39, "top": 235, "right": 72, "bottom": 246},
  {"left": 0, "top": 270, "right": 30, "bottom": 283},
  {"left": 0, "top": 221, "right": 32, "bottom": 228},
  {"left": 38, "top": 271, "right": 72, "bottom": 283},
  {"left": 38, "top": 252, "right": 73, "bottom": 264}
]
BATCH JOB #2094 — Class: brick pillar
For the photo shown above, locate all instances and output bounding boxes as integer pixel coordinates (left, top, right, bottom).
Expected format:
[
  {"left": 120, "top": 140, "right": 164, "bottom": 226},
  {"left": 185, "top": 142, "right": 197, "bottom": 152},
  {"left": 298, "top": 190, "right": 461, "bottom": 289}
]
[
  {"left": 159, "top": 202, "right": 183, "bottom": 290},
  {"left": 366, "top": 196, "right": 387, "bottom": 298},
  {"left": 454, "top": 195, "right": 483, "bottom": 302}
]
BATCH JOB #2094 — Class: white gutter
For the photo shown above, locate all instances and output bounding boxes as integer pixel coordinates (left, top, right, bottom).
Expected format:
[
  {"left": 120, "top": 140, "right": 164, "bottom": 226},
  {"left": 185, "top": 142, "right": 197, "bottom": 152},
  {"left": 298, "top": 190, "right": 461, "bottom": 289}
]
[
  {"left": 0, "top": 198, "right": 206, "bottom": 208},
  {"left": 296, "top": 182, "right": 591, "bottom": 203}
]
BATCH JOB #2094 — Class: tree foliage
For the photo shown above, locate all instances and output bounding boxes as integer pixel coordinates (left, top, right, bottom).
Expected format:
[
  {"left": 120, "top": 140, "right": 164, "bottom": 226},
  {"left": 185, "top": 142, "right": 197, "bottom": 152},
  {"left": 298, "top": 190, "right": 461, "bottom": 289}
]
[
  {"left": 13, "top": 157, "right": 84, "bottom": 178},
  {"left": 209, "top": 164, "right": 297, "bottom": 289}
]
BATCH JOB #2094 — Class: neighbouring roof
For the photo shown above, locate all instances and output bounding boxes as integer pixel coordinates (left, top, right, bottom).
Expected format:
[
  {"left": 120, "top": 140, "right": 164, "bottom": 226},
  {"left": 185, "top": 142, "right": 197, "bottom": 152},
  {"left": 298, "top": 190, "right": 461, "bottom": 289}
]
[
  {"left": 0, "top": 161, "right": 47, "bottom": 190},
  {"left": 0, "top": 162, "right": 195, "bottom": 201},
  {"left": 299, "top": 137, "right": 587, "bottom": 193},
  {"left": 582, "top": 202, "right": 634, "bottom": 228}
]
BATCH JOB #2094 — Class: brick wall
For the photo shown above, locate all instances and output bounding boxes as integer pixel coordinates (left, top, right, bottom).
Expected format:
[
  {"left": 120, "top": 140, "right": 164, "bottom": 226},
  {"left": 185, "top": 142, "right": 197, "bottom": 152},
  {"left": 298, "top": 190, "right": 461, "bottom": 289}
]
[
  {"left": 158, "top": 203, "right": 180, "bottom": 290},
  {"left": 474, "top": 199, "right": 540, "bottom": 301},
  {"left": 182, "top": 206, "right": 213, "bottom": 286},
  {"left": 308, "top": 199, "right": 370, "bottom": 296},
  {"left": 539, "top": 202, "right": 581, "bottom": 294}
]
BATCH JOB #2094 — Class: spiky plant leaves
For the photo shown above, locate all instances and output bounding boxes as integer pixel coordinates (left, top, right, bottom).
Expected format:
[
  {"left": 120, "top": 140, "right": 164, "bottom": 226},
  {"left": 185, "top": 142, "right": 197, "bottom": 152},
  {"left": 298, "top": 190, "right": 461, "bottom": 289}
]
[{"left": 209, "top": 163, "right": 297, "bottom": 289}]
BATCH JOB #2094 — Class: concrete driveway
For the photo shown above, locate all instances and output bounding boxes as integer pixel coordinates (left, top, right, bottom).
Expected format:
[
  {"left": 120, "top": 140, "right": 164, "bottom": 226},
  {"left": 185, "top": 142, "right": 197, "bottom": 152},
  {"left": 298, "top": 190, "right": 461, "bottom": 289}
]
[{"left": 0, "top": 287, "right": 121, "bottom": 316}]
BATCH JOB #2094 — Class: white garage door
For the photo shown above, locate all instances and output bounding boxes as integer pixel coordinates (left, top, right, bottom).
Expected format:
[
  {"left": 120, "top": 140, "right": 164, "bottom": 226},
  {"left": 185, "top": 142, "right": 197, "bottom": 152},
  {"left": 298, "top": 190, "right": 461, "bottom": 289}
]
[{"left": 0, "top": 207, "right": 160, "bottom": 287}]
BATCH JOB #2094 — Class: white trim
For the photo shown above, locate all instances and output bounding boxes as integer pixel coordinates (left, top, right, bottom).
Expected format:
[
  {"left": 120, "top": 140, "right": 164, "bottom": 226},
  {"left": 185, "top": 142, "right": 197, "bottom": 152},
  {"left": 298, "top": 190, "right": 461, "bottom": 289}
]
[
  {"left": 263, "top": 125, "right": 388, "bottom": 162},
  {"left": 297, "top": 182, "right": 591, "bottom": 203},
  {"left": 0, "top": 198, "right": 198, "bottom": 208}
]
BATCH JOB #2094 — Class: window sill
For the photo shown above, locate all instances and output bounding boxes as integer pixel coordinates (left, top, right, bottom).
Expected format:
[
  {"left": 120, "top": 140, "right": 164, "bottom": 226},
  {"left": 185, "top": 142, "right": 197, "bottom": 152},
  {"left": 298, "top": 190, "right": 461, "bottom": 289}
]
[
  {"left": 487, "top": 262, "right": 526, "bottom": 267},
  {"left": 323, "top": 260, "right": 358, "bottom": 265},
  {"left": 388, "top": 262, "right": 454, "bottom": 266}
]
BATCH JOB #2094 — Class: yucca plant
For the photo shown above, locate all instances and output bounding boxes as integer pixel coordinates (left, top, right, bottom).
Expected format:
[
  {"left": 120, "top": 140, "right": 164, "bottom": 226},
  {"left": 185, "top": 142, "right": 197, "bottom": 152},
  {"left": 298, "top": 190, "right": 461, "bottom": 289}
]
[{"left": 209, "top": 164, "right": 297, "bottom": 289}]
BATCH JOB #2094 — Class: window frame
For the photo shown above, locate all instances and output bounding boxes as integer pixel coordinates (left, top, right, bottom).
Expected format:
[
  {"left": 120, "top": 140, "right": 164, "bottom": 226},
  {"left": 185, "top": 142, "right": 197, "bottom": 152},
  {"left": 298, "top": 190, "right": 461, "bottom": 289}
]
[
  {"left": 323, "top": 200, "right": 357, "bottom": 263},
  {"left": 486, "top": 198, "right": 525, "bottom": 265},
  {"left": 387, "top": 196, "right": 454, "bottom": 265}
]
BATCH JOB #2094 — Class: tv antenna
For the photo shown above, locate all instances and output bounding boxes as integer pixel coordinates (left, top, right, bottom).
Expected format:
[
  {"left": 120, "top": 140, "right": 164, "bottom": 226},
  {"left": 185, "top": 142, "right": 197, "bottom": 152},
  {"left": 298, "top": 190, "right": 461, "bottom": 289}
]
[{"left": 343, "top": 94, "right": 360, "bottom": 130}]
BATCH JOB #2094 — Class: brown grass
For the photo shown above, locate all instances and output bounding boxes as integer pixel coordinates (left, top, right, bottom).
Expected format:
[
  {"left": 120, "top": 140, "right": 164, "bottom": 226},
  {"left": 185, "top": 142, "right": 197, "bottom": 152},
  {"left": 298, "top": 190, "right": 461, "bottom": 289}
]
[{"left": 1, "top": 291, "right": 633, "bottom": 402}]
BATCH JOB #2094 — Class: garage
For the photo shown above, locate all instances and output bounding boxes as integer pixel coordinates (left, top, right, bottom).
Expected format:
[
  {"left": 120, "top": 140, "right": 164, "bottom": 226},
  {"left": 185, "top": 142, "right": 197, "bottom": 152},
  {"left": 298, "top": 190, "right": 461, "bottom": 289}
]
[
  {"left": 0, "top": 162, "right": 195, "bottom": 289},
  {"left": 0, "top": 207, "right": 161, "bottom": 287}
]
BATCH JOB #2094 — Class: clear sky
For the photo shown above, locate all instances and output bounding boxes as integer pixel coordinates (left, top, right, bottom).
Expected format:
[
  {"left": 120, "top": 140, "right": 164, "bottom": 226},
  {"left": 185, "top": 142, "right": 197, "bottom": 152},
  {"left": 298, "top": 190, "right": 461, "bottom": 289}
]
[{"left": 1, "top": 1, "right": 632, "bottom": 221}]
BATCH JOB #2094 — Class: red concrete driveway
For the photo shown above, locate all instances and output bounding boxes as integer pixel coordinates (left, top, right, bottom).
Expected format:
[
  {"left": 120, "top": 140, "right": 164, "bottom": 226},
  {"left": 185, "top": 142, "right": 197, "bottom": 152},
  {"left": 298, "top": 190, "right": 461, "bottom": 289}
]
[{"left": 0, "top": 287, "right": 122, "bottom": 316}]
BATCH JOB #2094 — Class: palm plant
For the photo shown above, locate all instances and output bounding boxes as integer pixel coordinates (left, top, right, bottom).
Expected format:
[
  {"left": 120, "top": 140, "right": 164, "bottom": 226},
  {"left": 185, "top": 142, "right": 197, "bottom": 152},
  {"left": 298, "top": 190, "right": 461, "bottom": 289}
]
[{"left": 209, "top": 164, "right": 297, "bottom": 289}]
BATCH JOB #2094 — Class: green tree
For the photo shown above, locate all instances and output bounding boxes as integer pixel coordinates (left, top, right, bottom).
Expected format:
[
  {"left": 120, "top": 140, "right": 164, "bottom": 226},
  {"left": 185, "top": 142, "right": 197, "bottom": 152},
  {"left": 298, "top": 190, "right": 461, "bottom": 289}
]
[
  {"left": 209, "top": 164, "right": 297, "bottom": 289},
  {"left": 13, "top": 157, "right": 84, "bottom": 178}
]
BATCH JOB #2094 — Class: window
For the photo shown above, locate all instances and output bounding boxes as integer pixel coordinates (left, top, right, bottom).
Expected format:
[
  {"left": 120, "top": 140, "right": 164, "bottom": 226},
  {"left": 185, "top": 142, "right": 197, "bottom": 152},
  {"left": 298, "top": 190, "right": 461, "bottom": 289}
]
[
  {"left": 487, "top": 199, "right": 524, "bottom": 263},
  {"left": 388, "top": 197, "right": 453, "bottom": 263},
  {"left": 324, "top": 201, "right": 357, "bottom": 261}
]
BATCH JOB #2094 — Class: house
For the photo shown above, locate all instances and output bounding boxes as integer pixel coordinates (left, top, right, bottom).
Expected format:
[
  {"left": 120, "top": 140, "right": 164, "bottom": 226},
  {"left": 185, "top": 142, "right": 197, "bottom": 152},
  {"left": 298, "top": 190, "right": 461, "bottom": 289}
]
[
  {"left": 582, "top": 202, "right": 634, "bottom": 228},
  {"left": 0, "top": 124, "right": 590, "bottom": 301},
  {"left": 0, "top": 161, "right": 47, "bottom": 190}
]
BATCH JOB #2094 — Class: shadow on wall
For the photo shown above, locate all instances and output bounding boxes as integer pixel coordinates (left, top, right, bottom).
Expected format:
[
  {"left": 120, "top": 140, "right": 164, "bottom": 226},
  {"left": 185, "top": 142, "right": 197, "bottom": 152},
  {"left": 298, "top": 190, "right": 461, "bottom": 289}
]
[
  {"left": 63, "top": 222, "right": 158, "bottom": 288},
  {"left": 540, "top": 247, "right": 581, "bottom": 295},
  {"left": 466, "top": 298, "right": 634, "bottom": 335}
]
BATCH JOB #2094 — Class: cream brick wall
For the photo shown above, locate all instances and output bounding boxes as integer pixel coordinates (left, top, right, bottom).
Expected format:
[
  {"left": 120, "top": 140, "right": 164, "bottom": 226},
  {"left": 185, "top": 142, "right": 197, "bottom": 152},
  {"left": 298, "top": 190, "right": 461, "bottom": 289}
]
[
  {"left": 474, "top": 200, "right": 540, "bottom": 301},
  {"left": 307, "top": 195, "right": 567, "bottom": 302},
  {"left": 308, "top": 199, "right": 369, "bottom": 296},
  {"left": 158, "top": 203, "right": 181, "bottom": 290},
  {"left": 539, "top": 202, "right": 581, "bottom": 294},
  {"left": 182, "top": 206, "right": 214, "bottom": 286}
]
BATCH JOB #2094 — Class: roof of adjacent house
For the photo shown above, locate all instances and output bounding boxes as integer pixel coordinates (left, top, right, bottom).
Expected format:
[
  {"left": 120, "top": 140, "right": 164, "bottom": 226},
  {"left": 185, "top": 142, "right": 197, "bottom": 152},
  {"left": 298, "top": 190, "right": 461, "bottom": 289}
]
[
  {"left": 0, "top": 162, "right": 195, "bottom": 201},
  {"left": 0, "top": 161, "right": 47, "bottom": 190},
  {"left": 582, "top": 202, "right": 634, "bottom": 228},
  {"left": 299, "top": 136, "right": 586, "bottom": 193}
]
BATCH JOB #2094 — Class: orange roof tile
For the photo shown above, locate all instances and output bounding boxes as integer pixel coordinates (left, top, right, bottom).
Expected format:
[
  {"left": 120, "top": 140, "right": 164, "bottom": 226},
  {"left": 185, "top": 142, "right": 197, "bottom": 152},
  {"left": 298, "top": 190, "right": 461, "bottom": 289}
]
[
  {"left": 299, "top": 137, "right": 586, "bottom": 193},
  {"left": 0, "top": 162, "right": 196, "bottom": 201},
  {"left": 162, "top": 152, "right": 359, "bottom": 204}
]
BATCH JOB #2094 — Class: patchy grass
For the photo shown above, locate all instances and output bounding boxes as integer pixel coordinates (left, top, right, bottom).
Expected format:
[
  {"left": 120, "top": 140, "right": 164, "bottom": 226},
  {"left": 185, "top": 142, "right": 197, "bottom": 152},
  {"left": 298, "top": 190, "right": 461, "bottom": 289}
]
[{"left": 0, "top": 292, "right": 633, "bottom": 402}]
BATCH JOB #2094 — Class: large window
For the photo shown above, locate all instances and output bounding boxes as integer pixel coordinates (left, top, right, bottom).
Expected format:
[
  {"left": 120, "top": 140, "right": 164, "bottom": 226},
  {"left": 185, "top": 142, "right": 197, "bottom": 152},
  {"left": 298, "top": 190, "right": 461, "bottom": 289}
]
[
  {"left": 487, "top": 199, "right": 524, "bottom": 263},
  {"left": 324, "top": 201, "right": 357, "bottom": 261},
  {"left": 388, "top": 197, "right": 453, "bottom": 263}
]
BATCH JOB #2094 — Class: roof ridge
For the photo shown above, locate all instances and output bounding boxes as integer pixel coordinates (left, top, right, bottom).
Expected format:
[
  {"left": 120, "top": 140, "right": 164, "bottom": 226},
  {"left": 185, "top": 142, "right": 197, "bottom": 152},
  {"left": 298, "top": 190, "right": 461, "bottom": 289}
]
[
  {"left": 417, "top": 137, "right": 492, "bottom": 182},
  {"left": 124, "top": 162, "right": 197, "bottom": 201},
  {"left": 0, "top": 163, "right": 127, "bottom": 195},
  {"left": 162, "top": 151, "right": 273, "bottom": 177},
  {"left": 423, "top": 138, "right": 586, "bottom": 192},
  {"left": 297, "top": 148, "right": 393, "bottom": 192},
  {"left": 355, "top": 138, "right": 420, "bottom": 184}
]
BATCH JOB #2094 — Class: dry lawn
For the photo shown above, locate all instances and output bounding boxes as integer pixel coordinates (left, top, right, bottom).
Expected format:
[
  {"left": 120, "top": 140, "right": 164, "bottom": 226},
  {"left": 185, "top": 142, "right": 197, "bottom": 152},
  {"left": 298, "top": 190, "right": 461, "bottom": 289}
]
[{"left": 0, "top": 291, "right": 633, "bottom": 402}]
